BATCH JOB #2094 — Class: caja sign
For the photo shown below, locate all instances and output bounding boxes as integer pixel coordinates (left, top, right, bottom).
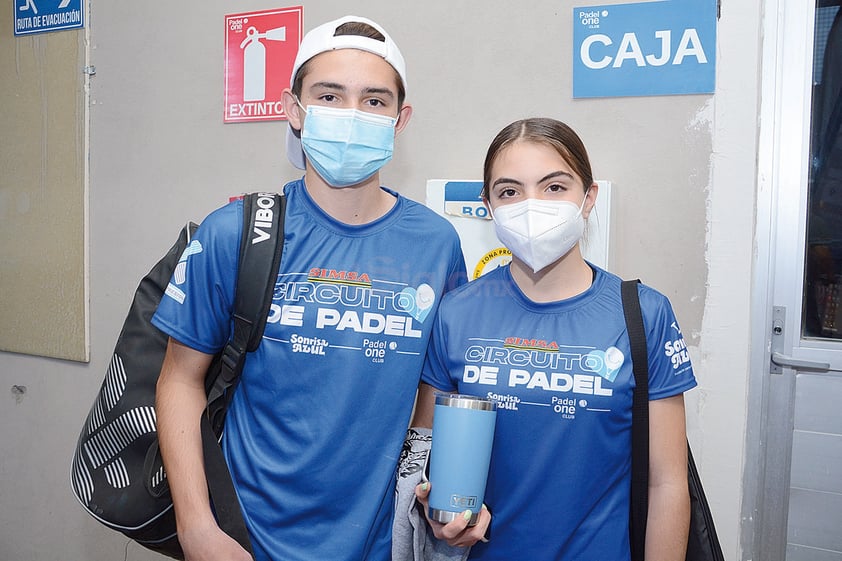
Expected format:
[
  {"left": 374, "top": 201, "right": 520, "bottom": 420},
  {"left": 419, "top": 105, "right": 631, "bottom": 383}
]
[{"left": 572, "top": 0, "right": 717, "bottom": 98}]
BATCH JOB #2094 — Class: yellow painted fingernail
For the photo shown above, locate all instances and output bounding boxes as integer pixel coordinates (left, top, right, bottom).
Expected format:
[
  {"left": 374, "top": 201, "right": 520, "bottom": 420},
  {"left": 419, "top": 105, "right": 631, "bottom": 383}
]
[
  {"left": 463, "top": 510, "right": 472, "bottom": 521},
  {"left": 421, "top": 482, "right": 428, "bottom": 492}
]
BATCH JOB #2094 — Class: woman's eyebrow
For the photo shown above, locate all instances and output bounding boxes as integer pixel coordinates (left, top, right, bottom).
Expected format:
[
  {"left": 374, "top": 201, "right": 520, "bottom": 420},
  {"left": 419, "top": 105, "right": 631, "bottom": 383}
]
[
  {"left": 538, "top": 170, "right": 575, "bottom": 183},
  {"left": 491, "top": 177, "right": 523, "bottom": 188},
  {"left": 491, "top": 170, "right": 574, "bottom": 189}
]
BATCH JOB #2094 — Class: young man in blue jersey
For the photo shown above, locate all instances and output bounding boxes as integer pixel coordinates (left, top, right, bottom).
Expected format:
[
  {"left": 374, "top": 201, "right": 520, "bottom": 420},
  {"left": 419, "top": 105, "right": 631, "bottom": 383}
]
[{"left": 153, "top": 16, "right": 466, "bottom": 561}]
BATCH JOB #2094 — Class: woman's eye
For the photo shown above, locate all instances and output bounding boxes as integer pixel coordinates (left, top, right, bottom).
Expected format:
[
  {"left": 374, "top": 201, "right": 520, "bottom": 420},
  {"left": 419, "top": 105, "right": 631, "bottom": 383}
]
[{"left": 547, "top": 183, "right": 567, "bottom": 193}]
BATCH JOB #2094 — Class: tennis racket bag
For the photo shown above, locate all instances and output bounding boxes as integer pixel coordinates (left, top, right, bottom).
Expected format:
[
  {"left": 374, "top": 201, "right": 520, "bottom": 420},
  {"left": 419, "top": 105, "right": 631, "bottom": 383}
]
[{"left": 70, "top": 192, "right": 284, "bottom": 558}]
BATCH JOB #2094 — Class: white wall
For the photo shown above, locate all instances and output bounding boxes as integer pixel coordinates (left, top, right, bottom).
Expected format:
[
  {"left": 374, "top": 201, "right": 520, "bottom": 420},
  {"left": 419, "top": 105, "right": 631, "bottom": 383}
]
[{"left": 0, "top": 2, "right": 760, "bottom": 560}]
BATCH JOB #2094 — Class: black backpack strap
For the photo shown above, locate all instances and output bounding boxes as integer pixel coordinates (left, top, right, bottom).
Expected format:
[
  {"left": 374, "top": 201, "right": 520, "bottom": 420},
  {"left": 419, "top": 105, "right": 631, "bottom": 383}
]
[
  {"left": 236, "top": 192, "right": 287, "bottom": 353},
  {"left": 203, "top": 192, "right": 285, "bottom": 558},
  {"left": 201, "top": 415, "right": 253, "bottom": 555},
  {"left": 206, "top": 192, "right": 285, "bottom": 431},
  {"left": 621, "top": 279, "right": 649, "bottom": 561}
]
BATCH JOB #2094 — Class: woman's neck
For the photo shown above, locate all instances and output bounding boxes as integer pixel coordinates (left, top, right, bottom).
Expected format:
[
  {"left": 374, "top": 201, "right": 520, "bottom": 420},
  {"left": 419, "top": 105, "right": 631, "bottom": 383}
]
[{"left": 509, "top": 249, "right": 593, "bottom": 303}]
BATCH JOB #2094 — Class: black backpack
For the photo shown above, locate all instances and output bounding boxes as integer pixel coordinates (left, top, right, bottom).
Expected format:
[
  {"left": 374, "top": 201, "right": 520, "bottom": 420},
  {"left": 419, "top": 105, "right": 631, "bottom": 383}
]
[
  {"left": 70, "top": 192, "right": 285, "bottom": 559},
  {"left": 622, "top": 280, "right": 725, "bottom": 561}
]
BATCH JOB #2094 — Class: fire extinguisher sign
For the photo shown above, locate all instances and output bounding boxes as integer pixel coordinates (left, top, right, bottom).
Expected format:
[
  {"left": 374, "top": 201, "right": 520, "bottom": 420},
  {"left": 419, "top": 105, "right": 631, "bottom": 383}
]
[{"left": 224, "top": 7, "right": 303, "bottom": 123}]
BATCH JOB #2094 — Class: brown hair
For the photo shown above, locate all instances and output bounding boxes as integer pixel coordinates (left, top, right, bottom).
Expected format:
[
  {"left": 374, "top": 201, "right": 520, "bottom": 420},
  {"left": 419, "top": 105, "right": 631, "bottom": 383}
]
[
  {"left": 482, "top": 118, "right": 593, "bottom": 200},
  {"left": 291, "top": 22, "right": 406, "bottom": 107}
]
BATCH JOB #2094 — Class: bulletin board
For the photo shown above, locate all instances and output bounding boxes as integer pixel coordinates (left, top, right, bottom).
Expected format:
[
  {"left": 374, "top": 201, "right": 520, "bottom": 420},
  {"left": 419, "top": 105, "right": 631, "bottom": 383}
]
[{"left": 0, "top": 9, "right": 88, "bottom": 362}]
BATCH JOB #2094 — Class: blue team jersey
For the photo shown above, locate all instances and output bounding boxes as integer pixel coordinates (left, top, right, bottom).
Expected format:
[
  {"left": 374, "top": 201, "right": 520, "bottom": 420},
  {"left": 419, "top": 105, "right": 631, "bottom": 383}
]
[
  {"left": 422, "top": 265, "right": 696, "bottom": 561},
  {"left": 152, "top": 179, "right": 466, "bottom": 561}
]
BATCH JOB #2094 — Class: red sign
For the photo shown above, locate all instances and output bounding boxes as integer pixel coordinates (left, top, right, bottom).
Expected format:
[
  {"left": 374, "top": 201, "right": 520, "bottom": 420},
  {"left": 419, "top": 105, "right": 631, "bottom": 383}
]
[{"left": 224, "top": 7, "right": 302, "bottom": 123}]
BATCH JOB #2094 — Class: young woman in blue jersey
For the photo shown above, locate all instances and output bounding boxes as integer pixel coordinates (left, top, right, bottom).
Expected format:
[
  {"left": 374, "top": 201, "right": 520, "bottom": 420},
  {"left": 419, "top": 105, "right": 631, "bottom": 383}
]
[
  {"left": 153, "top": 16, "right": 466, "bottom": 561},
  {"left": 412, "top": 118, "right": 696, "bottom": 560}
]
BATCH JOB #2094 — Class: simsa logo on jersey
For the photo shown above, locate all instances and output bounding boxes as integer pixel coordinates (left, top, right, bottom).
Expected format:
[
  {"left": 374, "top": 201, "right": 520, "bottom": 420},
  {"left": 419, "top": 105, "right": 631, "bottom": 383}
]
[{"left": 572, "top": 0, "right": 716, "bottom": 98}]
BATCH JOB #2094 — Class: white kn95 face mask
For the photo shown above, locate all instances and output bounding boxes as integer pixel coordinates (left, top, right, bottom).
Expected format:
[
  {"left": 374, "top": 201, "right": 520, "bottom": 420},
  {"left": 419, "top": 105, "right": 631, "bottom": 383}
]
[{"left": 492, "top": 195, "right": 588, "bottom": 273}]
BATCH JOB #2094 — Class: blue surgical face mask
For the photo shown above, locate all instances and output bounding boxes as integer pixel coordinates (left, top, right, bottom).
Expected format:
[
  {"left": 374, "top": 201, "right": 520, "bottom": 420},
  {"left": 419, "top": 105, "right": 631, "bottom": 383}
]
[{"left": 297, "top": 101, "right": 398, "bottom": 188}]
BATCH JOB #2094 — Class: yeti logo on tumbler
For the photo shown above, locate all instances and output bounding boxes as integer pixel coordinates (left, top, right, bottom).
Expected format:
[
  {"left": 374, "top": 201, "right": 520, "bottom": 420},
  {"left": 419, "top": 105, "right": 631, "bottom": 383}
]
[
  {"left": 450, "top": 495, "right": 478, "bottom": 509},
  {"left": 428, "top": 393, "right": 497, "bottom": 527}
]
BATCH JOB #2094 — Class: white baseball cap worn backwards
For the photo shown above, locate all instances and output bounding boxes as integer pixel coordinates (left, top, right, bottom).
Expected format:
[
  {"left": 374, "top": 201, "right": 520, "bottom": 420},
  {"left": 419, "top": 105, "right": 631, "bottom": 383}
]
[{"left": 286, "top": 15, "right": 408, "bottom": 169}]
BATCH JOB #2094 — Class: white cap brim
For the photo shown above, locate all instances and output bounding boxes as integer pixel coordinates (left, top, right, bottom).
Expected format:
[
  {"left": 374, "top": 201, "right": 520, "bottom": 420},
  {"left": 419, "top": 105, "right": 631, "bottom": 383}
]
[{"left": 286, "top": 126, "right": 306, "bottom": 170}]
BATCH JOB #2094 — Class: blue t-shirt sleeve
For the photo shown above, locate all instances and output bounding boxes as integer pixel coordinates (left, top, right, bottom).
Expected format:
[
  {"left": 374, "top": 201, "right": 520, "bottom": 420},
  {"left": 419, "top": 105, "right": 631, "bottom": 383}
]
[
  {"left": 445, "top": 237, "right": 468, "bottom": 293},
  {"left": 419, "top": 223, "right": 465, "bottom": 390},
  {"left": 151, "top": 200, "right": 243, "bottom": 354},
  {"left": 640, "top": 285, "right": 698, "bottom": 400},
  {"left": 421, "top": 301, "right": 459, "bottom": 392}
]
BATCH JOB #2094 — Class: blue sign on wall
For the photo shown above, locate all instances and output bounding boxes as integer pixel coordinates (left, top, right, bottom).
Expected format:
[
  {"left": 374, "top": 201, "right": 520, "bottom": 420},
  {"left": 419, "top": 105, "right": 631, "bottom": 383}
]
[
  {"left": 444, "top": 181, "right": 487, "bottom": 219},
  {"left": 14, "top": 0, "right": 84, "bottom": 36},
  {"left": 572, "top": 0, "right": 716, "bottom": 98}
]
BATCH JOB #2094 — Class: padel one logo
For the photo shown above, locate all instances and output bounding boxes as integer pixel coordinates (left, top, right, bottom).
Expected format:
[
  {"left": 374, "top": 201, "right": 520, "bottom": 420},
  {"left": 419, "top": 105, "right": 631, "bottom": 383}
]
[{"left": 578, "top": 9, "right": 608, "bottom": 28}]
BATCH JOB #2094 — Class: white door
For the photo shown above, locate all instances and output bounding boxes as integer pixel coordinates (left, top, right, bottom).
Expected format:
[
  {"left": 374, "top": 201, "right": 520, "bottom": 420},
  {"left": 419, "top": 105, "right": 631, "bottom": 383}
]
[{"left": 754, "top": 1, "right": 842, "bottom": 559}]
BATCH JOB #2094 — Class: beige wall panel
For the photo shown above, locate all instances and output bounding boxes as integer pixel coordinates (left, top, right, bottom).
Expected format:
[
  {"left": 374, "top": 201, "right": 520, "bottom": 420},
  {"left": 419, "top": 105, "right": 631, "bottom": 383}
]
[{"left": 0, "top": 8, "right": 87, "bottom": 362}]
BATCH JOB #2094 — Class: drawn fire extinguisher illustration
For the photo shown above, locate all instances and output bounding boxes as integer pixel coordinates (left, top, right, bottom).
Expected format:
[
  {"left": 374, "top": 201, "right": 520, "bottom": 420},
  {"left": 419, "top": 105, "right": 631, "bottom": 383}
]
[{"left": 240, "top": 25, "right": 287, "bottom": 102}]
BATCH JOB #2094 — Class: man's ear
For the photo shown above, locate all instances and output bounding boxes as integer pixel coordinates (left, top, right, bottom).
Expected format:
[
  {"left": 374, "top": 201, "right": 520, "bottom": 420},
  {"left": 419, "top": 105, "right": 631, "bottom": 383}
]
[
  {"left": 394, "top": 103, "right": 413, "bottom": 135},
  {"left": 282, "top": 89, "right": 302, "bottom": 131}
]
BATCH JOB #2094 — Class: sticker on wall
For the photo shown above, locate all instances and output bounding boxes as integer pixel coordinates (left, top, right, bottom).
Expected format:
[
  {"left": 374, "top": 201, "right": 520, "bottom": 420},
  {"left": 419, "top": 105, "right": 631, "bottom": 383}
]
[
  {"left": 572, "top": 0, "right": 716, "bottom": 98},
  {"left": 224, "top": 7, "right": 303, "bottom": 123},
  {"left": 442, "top": 181, "right": 491, "bottom": 220},
  {"left": 472, "top": 247, "right": 513, "bottom": 280},
  {"left": 14, "top": 0, "right": 84, "bottom": 36}
]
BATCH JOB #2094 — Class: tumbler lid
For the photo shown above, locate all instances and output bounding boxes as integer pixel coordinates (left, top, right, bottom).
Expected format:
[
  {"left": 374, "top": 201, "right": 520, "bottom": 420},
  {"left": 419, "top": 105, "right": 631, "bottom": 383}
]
[{"left": 434, "top": 393, "right": 497, "bottom": 411}]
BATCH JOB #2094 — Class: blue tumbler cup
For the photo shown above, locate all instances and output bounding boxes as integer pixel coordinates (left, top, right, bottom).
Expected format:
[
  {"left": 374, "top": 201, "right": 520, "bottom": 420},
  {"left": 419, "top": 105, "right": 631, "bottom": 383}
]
[{"left": 428, "top": 393, "right": 497, "bottom": 526}]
